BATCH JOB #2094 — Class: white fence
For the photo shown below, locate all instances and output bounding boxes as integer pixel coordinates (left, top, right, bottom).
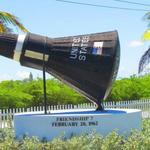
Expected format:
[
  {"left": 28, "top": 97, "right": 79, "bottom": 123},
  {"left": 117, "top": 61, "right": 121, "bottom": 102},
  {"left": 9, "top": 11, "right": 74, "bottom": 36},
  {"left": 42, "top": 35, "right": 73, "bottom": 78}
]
[{"left": 0, "top": 99, "right": 150, "bottom": 128}]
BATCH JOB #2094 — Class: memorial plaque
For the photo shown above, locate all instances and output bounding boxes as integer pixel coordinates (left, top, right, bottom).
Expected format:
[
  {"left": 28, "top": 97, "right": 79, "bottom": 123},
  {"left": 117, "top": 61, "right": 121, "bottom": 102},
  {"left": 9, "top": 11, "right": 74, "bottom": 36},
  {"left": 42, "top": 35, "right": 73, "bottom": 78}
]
[{"left": 14, "top": 109, "right": 142, "bottom": 140}]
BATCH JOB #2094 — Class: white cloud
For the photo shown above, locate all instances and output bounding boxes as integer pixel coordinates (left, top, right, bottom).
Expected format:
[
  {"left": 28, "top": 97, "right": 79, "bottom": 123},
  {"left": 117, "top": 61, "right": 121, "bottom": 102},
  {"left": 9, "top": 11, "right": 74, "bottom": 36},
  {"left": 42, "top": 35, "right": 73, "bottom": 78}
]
[
  {"left": 117, "top": 66, "right": 137, "bottom": 78},
  {"left": 0, "top": 73, "right": 12, "bottom": 81},
  {"left": 15, "top": 71, "right": 30, "bottom": 79},
  {"left": 128, "top": 40, "right": 144, "bottom": 48}
]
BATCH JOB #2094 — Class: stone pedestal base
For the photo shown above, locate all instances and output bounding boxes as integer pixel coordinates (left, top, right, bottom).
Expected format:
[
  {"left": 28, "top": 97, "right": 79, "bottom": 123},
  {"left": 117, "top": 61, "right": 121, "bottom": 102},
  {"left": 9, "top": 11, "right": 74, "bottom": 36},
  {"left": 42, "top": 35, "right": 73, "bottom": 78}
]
[{"left": 14, "top": 109, "right": 142, "bottom": 140}]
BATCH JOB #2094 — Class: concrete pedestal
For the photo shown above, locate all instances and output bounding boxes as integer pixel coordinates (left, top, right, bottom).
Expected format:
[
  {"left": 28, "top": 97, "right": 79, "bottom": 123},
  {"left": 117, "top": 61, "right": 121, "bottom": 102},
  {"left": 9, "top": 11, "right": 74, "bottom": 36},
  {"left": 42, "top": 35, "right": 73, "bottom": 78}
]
[{"left": 14, "top": 109, "right": 142, "bottom": 140}]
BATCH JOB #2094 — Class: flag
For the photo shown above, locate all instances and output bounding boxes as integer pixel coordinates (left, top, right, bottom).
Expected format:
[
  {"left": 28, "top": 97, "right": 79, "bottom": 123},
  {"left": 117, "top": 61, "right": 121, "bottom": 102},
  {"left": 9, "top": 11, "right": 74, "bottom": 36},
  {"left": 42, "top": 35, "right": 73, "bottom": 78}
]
[{"left": 92, "top": 42, "right": 103, "bottom": 55}]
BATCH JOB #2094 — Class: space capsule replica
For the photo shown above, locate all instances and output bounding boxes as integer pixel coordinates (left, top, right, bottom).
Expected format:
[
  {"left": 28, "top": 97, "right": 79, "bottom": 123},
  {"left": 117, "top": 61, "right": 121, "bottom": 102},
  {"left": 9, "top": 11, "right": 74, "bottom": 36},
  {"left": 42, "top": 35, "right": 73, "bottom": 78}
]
[{"left": 0, "top": 31, "right": 120, "bottom": 110}]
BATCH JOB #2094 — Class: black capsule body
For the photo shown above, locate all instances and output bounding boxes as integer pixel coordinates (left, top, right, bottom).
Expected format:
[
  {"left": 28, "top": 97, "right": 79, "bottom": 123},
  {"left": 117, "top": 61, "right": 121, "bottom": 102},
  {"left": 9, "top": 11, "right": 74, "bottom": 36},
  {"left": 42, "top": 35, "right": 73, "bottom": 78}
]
[{"left": 0, "top": 31, "right": 120, "bottom": 110}]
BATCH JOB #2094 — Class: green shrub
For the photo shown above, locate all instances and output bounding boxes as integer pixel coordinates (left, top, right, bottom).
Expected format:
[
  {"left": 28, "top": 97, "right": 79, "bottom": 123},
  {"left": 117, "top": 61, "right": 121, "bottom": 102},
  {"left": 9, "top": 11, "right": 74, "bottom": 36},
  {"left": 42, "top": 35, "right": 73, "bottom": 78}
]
[
  {"left": 1, "top": 74, "right": 150, "bottom": 108},
  {"left": 107, "top": 75, "right": 150, "bottom": 101},
  {"left": 0, "top": 119, "right": 149, "bottom": 150},
  {"left": 0, "top": 79, "right": 87, "bottom": 109}
]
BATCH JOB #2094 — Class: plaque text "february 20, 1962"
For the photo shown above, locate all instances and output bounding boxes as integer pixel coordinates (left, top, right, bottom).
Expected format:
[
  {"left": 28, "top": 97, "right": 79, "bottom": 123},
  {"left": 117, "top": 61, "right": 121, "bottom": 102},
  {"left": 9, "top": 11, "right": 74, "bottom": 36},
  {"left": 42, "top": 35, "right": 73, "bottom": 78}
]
[{"left": 51, "top": 116, "right": 98, "bottom": 127}]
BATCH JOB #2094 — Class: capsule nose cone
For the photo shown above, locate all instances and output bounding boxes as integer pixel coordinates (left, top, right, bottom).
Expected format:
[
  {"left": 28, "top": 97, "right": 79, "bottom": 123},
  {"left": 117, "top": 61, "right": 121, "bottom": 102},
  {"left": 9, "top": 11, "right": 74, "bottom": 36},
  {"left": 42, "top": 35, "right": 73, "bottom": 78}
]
[{"left": 0, "top": 33, "right": 17, "bottom": 59}]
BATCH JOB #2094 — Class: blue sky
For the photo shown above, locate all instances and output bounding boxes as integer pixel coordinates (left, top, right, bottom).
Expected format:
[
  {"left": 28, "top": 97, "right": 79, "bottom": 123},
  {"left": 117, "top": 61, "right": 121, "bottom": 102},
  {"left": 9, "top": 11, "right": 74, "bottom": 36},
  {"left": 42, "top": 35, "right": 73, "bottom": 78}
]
[{"left": 0, "top": 0, "right": 150, "bottom": 81}]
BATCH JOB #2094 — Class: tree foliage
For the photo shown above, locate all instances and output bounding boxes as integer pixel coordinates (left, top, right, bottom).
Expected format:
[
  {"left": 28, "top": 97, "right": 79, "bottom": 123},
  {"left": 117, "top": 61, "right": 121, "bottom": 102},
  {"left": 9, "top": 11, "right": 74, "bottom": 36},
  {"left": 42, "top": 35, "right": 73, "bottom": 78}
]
[
  {"left": 0, "top": 119, "right": 150, "bottom": 149},
  {"left": 0, "top": 11, "right": 28, "bottom": 33},
  {"left": 1, "top": 75, "right": 150, "bottom": 108},
  {"left": 0, "top": 79, "right": 87, "bottom": 109},
  {"left": 107, "top": 75, "right": 150, "bottom": 101},
  {"left": 142, "top": 12, "right": 150, "bottom": 40}
]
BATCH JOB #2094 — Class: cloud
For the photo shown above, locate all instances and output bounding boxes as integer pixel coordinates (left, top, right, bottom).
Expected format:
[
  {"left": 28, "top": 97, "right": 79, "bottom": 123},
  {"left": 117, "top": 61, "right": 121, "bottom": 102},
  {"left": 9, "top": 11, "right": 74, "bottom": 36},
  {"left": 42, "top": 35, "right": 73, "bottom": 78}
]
[
  {"left": 128, "top": 40, "right": 144, "bottom": 48},
  {"left": 117, "top": 66, "right": 137, "bottom": 78},
  {"left": 0, "top": 73, "right": 12, "bottom": 81},
  {"left": 15, "top": 71, "right": 30, "bottom": 79}
]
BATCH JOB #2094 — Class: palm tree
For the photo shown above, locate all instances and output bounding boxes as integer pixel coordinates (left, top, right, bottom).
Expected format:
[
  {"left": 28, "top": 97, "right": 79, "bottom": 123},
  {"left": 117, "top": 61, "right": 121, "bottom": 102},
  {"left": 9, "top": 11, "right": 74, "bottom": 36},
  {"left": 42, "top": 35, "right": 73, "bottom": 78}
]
[
  {"left": 0, "top": 11, "right": 28, "bottom": 33},
  {"left": 143, "top": 12, "right": 150, "bottom": 40}
]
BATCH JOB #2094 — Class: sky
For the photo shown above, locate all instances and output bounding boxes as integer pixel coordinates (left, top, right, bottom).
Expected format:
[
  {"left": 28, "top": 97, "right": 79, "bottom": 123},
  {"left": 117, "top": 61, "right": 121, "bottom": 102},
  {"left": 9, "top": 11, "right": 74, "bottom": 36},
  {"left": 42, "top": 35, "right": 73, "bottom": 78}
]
[{"left": 0, "top": 0, "right": 150, "bottom": 81}]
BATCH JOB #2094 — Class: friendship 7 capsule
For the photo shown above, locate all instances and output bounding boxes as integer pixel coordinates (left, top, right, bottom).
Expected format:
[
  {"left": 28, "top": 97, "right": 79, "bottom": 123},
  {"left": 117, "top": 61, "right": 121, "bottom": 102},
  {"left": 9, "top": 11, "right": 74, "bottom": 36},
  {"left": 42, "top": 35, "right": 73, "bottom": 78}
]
[{"left": 0, "top": 31, "right": 120, "bottom": 110}]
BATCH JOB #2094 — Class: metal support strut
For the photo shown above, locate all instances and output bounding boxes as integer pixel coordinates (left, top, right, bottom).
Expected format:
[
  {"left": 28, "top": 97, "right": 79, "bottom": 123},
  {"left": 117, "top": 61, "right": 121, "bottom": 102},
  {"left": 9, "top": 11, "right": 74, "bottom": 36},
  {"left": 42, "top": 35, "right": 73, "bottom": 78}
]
[
  {"left": 96, "top": 101, "right": 104, "bottom": 111},
  {"left": 43, "top": 37, "right": 48, "bottom": 114}
]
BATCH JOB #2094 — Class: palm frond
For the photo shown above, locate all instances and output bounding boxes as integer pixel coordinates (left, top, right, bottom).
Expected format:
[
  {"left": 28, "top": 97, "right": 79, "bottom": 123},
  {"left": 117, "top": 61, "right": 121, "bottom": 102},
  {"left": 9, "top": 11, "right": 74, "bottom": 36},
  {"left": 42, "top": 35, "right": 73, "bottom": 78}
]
[
  {"left": 143, "top": 12, "right": 150, "bottom": 41},
  {"left": 0, "top": 23, "right": 7, "bottom": 33},
  {"left": 143, "top": 29, "right": 150, "bottom": 40},
  {"left": 0, "top": 11, "right": 28, "bottom": 33},
  {"left": 143, "top": 12, "right": 150, "bottom": 21}
]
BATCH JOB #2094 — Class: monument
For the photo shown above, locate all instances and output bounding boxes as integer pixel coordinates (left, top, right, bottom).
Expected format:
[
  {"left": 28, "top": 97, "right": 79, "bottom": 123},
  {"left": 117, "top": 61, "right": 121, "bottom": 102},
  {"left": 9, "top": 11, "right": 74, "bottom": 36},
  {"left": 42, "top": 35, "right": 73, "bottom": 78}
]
[{"left": 0, "top": 31, "right": 141, "bottom": 140}]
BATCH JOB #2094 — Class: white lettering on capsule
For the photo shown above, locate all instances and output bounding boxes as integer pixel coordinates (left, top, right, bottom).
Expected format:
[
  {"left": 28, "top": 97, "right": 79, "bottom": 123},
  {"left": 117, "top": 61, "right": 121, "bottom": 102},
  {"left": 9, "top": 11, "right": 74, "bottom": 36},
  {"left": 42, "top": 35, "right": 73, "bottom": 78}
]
[{"left": 70, "top": 36, "right": 89, "bottom": 61}]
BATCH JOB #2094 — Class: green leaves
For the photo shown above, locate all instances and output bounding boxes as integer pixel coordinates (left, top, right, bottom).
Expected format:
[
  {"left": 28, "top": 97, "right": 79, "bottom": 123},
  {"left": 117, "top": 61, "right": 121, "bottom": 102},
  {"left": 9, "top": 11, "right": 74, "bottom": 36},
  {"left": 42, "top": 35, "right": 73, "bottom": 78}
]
[
  {"left": 0, "top": 79, "right": 87, "bottom": 109},
  {"left": 0, "top": 119, "right": 150, "bottom": 150},
  {"left": 1, "top": 74, "right": 150, "bottom": 108},
  {"left": 107, "top": 75, "right": 150, "bottom": 101},
  {"left": 143, "top": 12, "right": 150, "bottom": 40},
  {"left": 0, "top": 11, "right": 28, "bottom": 33}
]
